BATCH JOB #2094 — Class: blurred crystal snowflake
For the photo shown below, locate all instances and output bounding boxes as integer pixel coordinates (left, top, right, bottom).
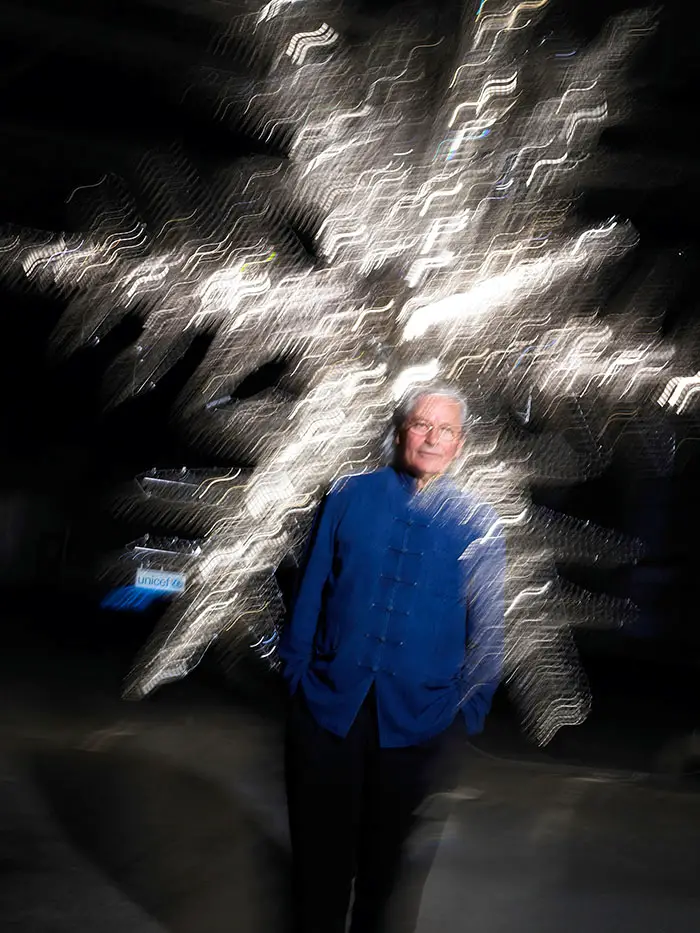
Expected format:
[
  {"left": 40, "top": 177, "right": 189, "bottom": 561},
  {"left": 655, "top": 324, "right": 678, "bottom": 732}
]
[{"left": 1, "top": 0, "right": 686, "bottom": 743}]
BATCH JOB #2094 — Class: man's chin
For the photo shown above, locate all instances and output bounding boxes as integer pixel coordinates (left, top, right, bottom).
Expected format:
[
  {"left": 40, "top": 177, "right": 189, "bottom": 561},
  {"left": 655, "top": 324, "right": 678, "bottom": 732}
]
[
  {"left": 415, "top": 463, "right": 445, "bottom": 482},
  {"left": 417, "top": 456, "right": 444, "bottom": 471}
]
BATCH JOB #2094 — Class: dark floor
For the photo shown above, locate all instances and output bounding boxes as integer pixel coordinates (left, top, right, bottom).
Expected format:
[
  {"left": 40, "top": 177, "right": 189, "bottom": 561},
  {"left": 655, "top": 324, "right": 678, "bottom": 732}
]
[{"left": 1, "top": 610, "right": 699, "bottom": 932}]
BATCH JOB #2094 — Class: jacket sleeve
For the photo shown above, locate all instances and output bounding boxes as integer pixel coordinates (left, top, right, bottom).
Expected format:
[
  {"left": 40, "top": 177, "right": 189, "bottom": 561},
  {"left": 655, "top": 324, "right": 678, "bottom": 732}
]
[
  {"left": 459, "top": 516, "right": 506, "bottom": 735},
  {"left": 278, "top": 487, "right": 341, "bottom": 694}
]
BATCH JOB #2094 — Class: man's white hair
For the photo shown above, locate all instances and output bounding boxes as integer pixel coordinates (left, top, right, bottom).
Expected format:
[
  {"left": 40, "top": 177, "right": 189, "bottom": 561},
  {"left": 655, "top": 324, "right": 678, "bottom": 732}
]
[
  {"left": 392, "top": 382, "right": 469, "bottom": 435},
  {"left": 381, "top": 382, "right": 469, "bottom": 463}
]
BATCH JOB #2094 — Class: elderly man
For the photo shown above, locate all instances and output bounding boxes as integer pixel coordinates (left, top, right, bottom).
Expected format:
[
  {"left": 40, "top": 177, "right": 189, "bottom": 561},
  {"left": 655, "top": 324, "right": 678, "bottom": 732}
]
[{"left": 280, "top": 385, "right": 505, "bottom": 933}]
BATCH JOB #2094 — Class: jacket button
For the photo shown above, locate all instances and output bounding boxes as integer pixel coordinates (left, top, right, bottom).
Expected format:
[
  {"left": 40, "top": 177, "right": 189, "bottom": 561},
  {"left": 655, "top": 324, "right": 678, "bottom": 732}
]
[
  {"left": 378, "top": 636, "right": 386, "bottom": 643},
  {"left": 371, "top": 664, "right": 379, "bottom": 672}
]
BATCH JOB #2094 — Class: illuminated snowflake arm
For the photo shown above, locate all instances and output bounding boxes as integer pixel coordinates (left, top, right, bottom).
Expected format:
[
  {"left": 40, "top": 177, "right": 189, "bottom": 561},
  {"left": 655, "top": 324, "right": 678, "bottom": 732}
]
[{"left": 460, "top": 512, "right": 507, "bottom": 734}]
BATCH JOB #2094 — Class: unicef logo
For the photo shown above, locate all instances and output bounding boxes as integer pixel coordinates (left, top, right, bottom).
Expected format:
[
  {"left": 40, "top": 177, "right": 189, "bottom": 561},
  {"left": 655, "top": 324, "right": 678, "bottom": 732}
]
[{"left": 135, "top": 568, "right": 187, "bottom": 593}]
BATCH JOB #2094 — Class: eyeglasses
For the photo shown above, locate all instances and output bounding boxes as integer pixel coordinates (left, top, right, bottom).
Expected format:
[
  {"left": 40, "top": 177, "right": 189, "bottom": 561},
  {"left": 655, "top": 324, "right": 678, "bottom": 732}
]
[{"left": 406, "top": 419, "right": 461, "bottom": 442}]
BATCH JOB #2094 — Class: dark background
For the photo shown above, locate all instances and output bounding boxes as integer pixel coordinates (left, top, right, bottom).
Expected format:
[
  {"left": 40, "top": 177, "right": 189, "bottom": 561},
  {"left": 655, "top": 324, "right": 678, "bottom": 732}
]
[{"left": 1, "top": 0, "right": 699, "bottom": 773}]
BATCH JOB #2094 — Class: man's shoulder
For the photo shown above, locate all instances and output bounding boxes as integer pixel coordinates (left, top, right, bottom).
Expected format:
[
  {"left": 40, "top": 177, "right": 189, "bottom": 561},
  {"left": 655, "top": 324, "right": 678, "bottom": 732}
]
[{"left": 443, "top": 485, "right": 502, "bottom": 537}]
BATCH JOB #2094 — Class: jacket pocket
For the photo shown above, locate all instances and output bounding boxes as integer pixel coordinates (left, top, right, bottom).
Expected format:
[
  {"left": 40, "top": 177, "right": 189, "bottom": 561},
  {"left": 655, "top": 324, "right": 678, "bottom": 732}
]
[
  {"left": 313, "top": 645, "right": 338, "bottom": 663},
  {"left": 309, "top": 645, "right": 337, "bottom": 688},
  {"left": 314, "top": 610, "right": 341, "bottom": 655}
]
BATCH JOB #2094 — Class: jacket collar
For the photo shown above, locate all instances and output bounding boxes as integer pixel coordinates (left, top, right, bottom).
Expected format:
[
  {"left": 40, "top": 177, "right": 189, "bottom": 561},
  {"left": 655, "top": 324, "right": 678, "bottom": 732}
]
[{"left": 391, "top": 465, "right": 453, "bottom": 496}]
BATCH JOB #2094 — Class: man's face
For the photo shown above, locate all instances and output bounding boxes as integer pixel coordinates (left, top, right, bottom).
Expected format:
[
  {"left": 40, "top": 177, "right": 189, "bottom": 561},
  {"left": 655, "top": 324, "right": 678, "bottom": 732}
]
[{"left": 397, "top": 394, "right": 465, "bottom": 483}]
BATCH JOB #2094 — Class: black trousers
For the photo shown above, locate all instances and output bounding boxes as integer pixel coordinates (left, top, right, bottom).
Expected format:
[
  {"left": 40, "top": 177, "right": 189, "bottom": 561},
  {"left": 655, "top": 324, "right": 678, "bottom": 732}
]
[{"left": 285, "top": 687, "right": 456, "bottom": 933}]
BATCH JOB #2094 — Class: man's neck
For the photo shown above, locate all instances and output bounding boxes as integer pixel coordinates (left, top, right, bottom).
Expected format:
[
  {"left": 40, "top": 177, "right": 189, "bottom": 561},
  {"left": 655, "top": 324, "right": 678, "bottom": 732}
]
[{"left": 415, "top": 472, "right": 441, "bottom": 492}]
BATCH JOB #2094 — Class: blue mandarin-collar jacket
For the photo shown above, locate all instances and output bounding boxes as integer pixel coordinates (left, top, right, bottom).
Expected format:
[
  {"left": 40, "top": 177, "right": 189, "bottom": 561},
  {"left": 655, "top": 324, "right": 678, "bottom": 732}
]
[{"left": 279, "top": 466, "right": 506, "bottom": 747}]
